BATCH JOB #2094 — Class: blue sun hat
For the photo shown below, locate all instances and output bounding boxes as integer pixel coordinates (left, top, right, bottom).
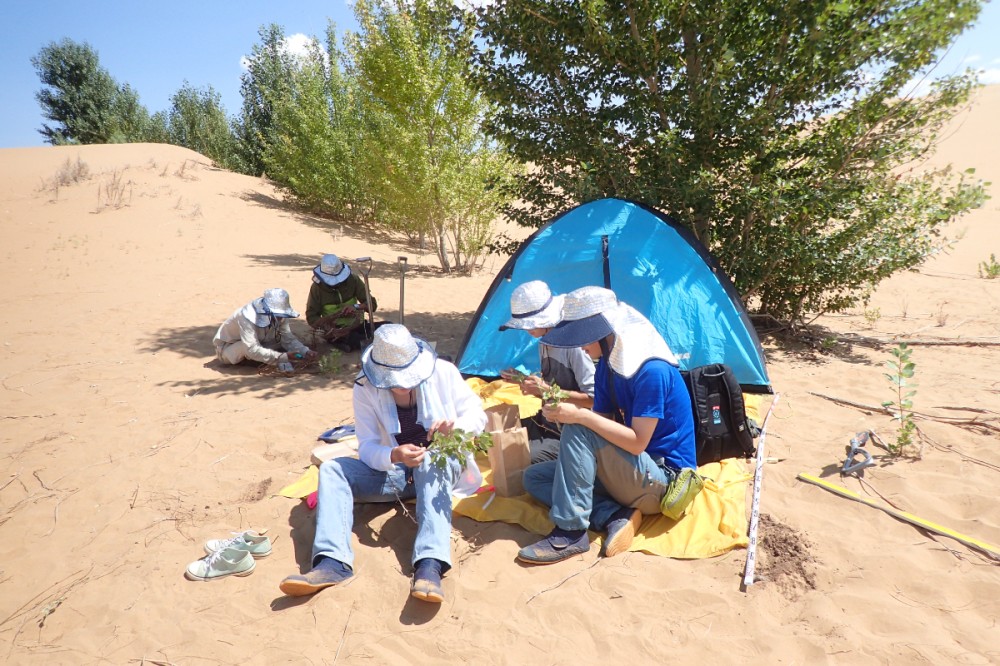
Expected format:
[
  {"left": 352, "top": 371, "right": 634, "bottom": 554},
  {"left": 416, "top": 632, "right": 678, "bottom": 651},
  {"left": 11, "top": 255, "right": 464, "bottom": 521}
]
[
  {"left": 313, "top": 254, "right": 351, "bottom": 287},
  {"left": 252, "top": 288, "right": 299, "bottom": 326},
  {"left": 538, "top": 286, "right": 617, "bottom": 348},
  {"left": 541, "top": 285, "right": 678, "bottom": 377},
  {"left": 499, "top": 280, "right": 565, "bottom": 331},
  {"left": 360, "top": 324, "right": 437, "bottom": 389}
]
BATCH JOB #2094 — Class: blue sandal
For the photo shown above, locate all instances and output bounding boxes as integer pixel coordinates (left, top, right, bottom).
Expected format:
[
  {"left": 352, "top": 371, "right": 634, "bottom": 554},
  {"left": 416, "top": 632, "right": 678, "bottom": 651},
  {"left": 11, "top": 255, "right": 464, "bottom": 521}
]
[
  {"left": 318, "top": 425, "right": 356, "bottom": 443},
  {"left": 517, "top": 528, "right": 590, "bottom": 564}
]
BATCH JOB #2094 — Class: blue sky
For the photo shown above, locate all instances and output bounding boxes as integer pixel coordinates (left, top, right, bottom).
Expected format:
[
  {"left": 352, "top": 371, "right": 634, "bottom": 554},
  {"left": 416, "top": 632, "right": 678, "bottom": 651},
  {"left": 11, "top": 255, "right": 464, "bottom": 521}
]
[{"left": 2, "top": 1, "right": 999, "bottom": 149}]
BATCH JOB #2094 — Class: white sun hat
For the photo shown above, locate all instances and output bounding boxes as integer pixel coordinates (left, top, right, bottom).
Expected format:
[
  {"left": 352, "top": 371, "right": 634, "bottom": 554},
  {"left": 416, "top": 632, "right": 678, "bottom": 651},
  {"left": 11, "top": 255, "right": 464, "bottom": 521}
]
[
  {"left": 313, "top": 254, "right": 352, "bottom": 287},
  {"left": 360, "top": 324, "right": 437, "bottom": 389},
  {"left": 252, "top": 288, "right": 299, "bottom": 326},
  {"left": 541, "top": 285, "right": 678, "bottom": 377},
  {"left": 499, "top": 280, "right": 565, "bottom": 331}
]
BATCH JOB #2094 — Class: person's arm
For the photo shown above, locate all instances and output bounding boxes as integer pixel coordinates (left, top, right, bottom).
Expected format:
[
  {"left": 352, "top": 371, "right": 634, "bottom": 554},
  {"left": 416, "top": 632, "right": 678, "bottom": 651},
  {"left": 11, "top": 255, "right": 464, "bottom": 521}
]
[
  {"left": 543, "top": 402, "right": 657, "bottom": 455},
  {"left": 237, "top": 314, "right": 284, "bottom": 364},
  {"left": 354, "top": 383, "right": 396, "bottom": 471},
  {"left": 277, "top": 319, "right": 310, "bottom": 356},
  {"left": 569, "top": 348, "right": 596, "bottom": 403},
  {"left": 441, "top": 362, "right": 487, "bottom": 434},
  {"left": 305, "top": 283, "right": 322, "bottom": 326}
]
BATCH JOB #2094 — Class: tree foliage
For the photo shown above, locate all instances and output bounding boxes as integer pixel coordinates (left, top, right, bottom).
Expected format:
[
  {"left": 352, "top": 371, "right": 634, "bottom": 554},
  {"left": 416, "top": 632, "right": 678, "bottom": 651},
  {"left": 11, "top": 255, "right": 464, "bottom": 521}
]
[
  {"left": 165, "top": 82, "right": 239, "bottom": 169},
  {"left": 262, "top": 27, "right": 369, "bottom": 219},
  {"left": 32, "top": 39, "right": 153, "bottom": 144},
  {"left": 249, "top": 2, "right": 516, "bottom": 272},
  {"left": 233, "top": 25, "right": 298, "bottom": 177},
  {"left": 347, "top": 0, "right": 517, "bottom": 272},
  {"left": 474, "top": 0, "right": 989, "bottom": 322}
]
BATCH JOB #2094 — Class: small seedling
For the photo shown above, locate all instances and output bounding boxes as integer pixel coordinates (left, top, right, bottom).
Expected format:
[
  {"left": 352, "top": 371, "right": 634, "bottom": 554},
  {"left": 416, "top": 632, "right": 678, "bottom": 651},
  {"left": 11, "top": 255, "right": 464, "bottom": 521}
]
[
  {"left": 820, "top": 336, "right": 838, "bottom": 351},
  {"left": 426, "top": 429, "right": 493, "bottom": 469},
  {"left": 318, "top": 349, "right": 343, "bottom": 374},
  {"left": 881, "top": 343, "right": 918, "bottom": 456},
  {"left": 978, "top": 253, "right": 1000, "bottom": 279},
  {"left": 863, "top": 306, "right": 881, "bottom": 328}
]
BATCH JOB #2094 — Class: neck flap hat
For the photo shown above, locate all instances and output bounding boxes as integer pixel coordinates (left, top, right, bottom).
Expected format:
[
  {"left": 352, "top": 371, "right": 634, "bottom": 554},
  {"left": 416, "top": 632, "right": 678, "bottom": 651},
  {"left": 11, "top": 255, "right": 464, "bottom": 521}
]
[
  {"left": 313, "top": 254, "right": 351, "bottom": 287},
  {"left": 361, "top": 324, "right": 437, "bottom": 389},
  {"left": 252, "top": 288, "right": 299, "bottom": 326},
  {"left": 540, "top": 285, "right": 678, "bottom": 378},
  {"left": 499, "top": 280, "right": 565, "bottom": 331}
]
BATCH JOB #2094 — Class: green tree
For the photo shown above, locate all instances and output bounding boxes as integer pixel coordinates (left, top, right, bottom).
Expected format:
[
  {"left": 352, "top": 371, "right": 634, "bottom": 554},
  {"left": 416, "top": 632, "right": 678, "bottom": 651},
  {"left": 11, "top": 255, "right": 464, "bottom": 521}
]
[
  {"left": 263, "top": 27, "right": 368, "bottom": 220},
  {"left": 32, "top": 38, "right": 152, "bottom": 144},
  {"left": 349, "top": 0, "right": 517, "bottom": 272},
  {"left": 165, "top": 82, "right": 238, "bottom": 168},
  {"left": 474, "top": 0, "right": 989, "bottom": 322},
  {"left": 233, "top": 25, "right": 297, "bottom": 176}
]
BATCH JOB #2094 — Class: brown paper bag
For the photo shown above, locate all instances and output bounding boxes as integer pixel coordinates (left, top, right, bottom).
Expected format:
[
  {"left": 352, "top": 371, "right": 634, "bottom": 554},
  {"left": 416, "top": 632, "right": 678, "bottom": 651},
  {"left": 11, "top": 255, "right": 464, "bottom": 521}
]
[
  {"left": 485, "top": 403, "right": 522, "bottom": 432},
  {"left": 487, "top": 426, "right": 531, "bottom": 497}
]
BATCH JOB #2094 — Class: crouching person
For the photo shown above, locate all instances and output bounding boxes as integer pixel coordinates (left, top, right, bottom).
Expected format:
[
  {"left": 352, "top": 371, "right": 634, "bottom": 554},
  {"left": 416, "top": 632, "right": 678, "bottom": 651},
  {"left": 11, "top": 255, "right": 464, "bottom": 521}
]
[
  {"left": 517, "top": 286, "right": 696, "bottom": 564},
  {"left": 279, "top": 324, "right": 487, "bottom": 603},
  {"left": 213, "top": 288, "right": 315, "bottom": 371}
]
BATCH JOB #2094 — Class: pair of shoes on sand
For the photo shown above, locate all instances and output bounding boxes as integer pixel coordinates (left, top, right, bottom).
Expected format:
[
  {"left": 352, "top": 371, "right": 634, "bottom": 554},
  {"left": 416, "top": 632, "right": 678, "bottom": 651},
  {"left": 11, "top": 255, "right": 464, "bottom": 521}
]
[
  {"left": 516, "top": 507, "right": 641, "bottom": 565},
  {"left": 279, "top": 557, "right": 444, "bottom": 604},
  {"left": 184, "top": 529, "right": 272, "bottom": 581}
]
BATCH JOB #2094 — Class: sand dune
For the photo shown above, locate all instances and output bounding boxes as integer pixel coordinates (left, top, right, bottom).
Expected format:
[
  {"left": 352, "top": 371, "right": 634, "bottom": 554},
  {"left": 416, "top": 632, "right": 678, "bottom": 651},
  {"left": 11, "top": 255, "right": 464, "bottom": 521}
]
[{"left": 1, "top": 88, "right": 998, "bottom": 665}]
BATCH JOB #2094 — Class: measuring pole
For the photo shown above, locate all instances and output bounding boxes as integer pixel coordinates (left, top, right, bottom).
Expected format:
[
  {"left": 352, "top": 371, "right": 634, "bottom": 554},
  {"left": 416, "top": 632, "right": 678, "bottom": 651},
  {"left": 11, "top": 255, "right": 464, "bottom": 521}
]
[
  {"left": 742, "top": 393, "right": 780, "bottom": 591},
  {"left": 397, "top": 256, "right": 408, "bottom": 325}
]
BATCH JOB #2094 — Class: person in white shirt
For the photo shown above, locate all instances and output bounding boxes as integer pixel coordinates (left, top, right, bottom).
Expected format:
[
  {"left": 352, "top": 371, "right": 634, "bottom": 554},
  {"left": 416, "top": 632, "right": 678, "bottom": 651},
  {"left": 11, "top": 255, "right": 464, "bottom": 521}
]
[
  {"left": 279, "top": 324, "right": 487, "bottom": 604},
  {"left": 212, "top": 288, "right": 315, "bottom": 371}
]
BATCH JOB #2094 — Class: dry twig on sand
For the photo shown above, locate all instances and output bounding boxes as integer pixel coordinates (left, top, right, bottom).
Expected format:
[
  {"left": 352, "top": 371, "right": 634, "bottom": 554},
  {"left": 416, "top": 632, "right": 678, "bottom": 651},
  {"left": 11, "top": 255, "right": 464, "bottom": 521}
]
[
  {"left": 808, "top": 391, "right": 1000, "bottom": 436},
  {"left": 837, "top": 334, "right": 1000, "bottom": 348},
  {"left": 525, "top": 558, "right": 602, "bottom": 604}
]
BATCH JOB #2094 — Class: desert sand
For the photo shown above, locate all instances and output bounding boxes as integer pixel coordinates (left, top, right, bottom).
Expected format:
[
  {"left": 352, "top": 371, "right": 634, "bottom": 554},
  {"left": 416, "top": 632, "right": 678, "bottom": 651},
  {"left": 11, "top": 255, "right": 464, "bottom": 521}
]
[{"left": 1, "top": 86, "right": 998, "bottom": 666}]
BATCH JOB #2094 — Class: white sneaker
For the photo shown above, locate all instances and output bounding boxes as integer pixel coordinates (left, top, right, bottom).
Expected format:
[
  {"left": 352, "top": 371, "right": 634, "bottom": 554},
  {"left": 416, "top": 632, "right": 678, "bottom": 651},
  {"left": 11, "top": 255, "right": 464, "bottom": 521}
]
[
  {"left": 185, "top": 547, "right": 255, "bottom": 581},
  {"left": 204, "top": 529, "right": 272, "bottom": 559}
]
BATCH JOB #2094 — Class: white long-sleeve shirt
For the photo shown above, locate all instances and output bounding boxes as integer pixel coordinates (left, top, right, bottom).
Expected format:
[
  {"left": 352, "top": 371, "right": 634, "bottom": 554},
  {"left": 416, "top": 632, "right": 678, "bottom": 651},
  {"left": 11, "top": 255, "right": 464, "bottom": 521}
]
[
  {"left": 353, "top": 360, "right": 487, "bottom": 496},
  {"left": 213, "top": 302, "right": 309, "bottom": 364}
]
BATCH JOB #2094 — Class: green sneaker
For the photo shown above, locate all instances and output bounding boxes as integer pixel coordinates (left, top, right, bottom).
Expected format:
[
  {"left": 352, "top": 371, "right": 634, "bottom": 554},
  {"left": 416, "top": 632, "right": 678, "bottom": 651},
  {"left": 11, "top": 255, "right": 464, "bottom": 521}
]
[
  {"left": 185, "top": 547, "right": 255, "bottom": 581},
  {"left": 204, "top": 529, "right": 272, "bottom": 559}
]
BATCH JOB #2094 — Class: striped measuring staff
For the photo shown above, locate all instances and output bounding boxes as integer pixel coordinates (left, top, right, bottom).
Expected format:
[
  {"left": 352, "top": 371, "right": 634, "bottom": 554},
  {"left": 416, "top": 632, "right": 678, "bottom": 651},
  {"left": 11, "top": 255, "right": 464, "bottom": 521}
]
[{"left": 742, "top": 393, "right": 780, "bottom": 590}]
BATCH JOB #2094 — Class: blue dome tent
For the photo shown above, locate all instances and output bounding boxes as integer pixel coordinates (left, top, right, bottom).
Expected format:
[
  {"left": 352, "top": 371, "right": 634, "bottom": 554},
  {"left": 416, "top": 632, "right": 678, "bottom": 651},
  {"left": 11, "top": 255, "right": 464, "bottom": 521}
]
[{"left": 456, "top": 198, "right": 772, "bottom": 392}]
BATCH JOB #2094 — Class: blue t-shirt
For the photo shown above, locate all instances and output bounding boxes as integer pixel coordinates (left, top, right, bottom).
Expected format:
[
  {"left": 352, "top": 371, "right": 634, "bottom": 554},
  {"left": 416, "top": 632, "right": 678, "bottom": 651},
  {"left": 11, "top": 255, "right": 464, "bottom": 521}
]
[{"left": 592, "top": 358, "right": 696, "bottom": 470}]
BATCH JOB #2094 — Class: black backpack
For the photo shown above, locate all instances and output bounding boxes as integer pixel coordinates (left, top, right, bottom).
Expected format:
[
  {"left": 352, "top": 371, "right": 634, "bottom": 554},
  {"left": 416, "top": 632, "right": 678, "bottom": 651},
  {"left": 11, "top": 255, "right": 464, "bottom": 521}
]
[{"left": 682, "top": 364, "right": 758, "bottom": 465}]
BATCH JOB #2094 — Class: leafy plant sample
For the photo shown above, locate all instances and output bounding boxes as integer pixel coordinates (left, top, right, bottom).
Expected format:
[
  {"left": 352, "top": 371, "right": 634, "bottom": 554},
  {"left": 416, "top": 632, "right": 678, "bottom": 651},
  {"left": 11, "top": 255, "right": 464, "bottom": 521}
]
[
  {"left": 541, "top": 381, "right": 568, "bottom": 407},
  {"left": 318, "top": 349, "right": 343, "bottom": 374},
  {"left": 881, "top": 343, "right": 918, "bottom": 456},
  {"left": 503, "top": 369, "right": 530, "bottom": 383},
  {"left": 978, "top": 253, "right": 1000, "bottom": 279},
  {"left": 426, "top": 429, "right": 494, "bottom": 469}
]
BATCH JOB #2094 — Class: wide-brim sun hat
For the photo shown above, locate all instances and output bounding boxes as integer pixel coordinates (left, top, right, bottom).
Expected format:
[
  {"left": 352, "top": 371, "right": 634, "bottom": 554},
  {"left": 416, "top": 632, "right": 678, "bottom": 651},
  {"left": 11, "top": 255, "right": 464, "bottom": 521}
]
[
  {"left": 499, "top": 280, "right": 565, "bottom": 331},
  {"left": 253, "top": 288, "right": 299, "bottom": 326},
  {"left": 313, "top": 254, "right": 351, "bottom": 287},
  {"left": 538, "top": 286, "right": 618, "bottom": 348},
  {"left": 361, "top": 324, "right": 437, "bottom": 389}
]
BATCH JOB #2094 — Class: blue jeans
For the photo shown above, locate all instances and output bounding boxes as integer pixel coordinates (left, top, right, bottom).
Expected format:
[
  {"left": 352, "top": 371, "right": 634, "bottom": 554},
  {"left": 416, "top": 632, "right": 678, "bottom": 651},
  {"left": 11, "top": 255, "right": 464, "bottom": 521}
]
[
  {"left": 522, "top": 423, "right": 675, "bottom": 531},
  {"left": 312, "top": 455, "right": 462, "bottom": 570}
]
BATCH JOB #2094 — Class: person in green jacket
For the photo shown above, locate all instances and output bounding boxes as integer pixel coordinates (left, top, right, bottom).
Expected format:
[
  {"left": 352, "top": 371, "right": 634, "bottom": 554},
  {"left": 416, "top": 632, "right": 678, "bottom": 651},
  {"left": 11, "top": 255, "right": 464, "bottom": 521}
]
[{"left": 306, "top": 254, "right": 378, "bottom": 351}]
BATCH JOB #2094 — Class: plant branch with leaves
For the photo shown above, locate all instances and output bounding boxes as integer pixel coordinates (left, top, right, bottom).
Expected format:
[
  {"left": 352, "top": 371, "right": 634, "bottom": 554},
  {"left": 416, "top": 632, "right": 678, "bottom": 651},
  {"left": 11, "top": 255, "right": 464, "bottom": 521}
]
[
  {"left": 881, "top": 343, "right": 919, "bottom": 456},
  {"left": 426, "top": 429, "right": 493, "bottom": 469}
]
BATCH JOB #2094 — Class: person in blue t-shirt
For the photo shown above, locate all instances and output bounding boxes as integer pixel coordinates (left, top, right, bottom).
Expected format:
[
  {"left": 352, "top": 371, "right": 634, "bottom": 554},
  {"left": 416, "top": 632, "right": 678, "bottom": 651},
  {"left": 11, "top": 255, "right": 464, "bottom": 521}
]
[{"left": 517, "top": 286, "right": 696, "bottom": 564}]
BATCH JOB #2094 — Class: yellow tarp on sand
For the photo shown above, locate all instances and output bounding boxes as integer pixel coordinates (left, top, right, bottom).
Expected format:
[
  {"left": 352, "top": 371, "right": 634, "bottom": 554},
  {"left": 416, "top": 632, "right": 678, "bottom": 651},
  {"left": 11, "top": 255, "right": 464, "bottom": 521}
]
[{"left": 279, "top": 382, "right": 769, "bottom": 560}]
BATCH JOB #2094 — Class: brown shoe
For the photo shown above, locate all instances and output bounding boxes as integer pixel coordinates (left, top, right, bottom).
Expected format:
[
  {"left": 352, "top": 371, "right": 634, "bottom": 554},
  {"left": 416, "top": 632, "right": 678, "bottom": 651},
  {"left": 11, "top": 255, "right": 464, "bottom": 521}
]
[{"left": 603, "top": 508, "right": 642, "bottom": 557}]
